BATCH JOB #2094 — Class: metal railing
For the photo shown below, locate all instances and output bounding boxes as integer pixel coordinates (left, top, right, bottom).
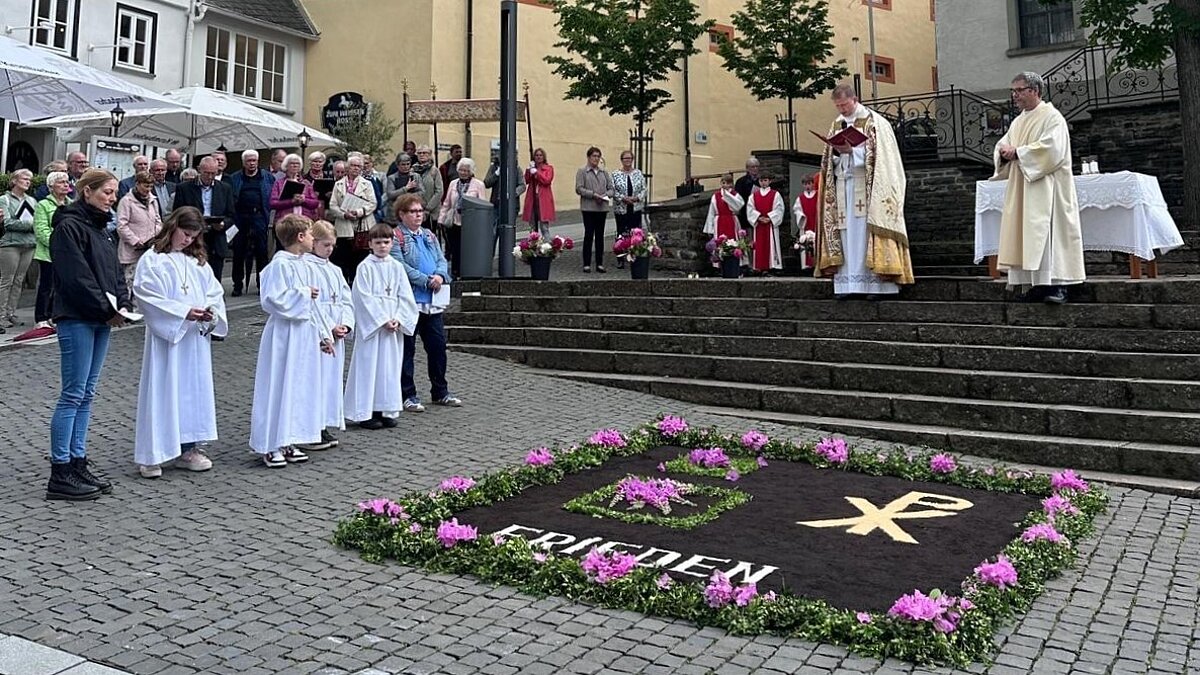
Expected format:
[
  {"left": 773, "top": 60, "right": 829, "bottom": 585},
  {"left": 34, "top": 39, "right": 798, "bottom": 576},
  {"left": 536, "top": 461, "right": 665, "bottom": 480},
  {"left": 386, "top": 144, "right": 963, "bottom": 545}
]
[{"left": 864, "top": 44, "right": 1178, "bottom": 165}]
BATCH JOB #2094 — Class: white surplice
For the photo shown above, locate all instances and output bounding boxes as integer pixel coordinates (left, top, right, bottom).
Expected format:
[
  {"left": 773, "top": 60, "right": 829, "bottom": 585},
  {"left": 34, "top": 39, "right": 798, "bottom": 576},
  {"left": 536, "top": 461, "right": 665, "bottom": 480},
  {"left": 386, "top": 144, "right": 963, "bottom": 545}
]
[
  {"left": 832, "top": 143, "right": 899, "bottom": 295},
  {"left": 343, "top": 254, "right": 419, "bottom": 422},
  {"left": 131, "top": 249, "right": 228, "bottom": 467},
  {"left": 304, "top": 252, "right": 354, "bottom": 430},
  {"left": 249, "top": 251, "right": 324, "bottom": 453},
  {"left": 745, "top": 187, "right": 784, "bottom": 271}
]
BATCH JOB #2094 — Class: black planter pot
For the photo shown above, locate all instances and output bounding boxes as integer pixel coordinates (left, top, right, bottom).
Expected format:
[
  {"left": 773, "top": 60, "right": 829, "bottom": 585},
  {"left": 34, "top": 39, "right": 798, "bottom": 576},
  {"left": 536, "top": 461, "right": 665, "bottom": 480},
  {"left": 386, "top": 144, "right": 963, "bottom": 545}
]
[
  {"left": 529, "top": 256, "right": 552, "bottom": 280},
  {"left": 720, "top": 256, "right": 742, "bottom": 279},
  {"left": 630, "top": 256, "right": 650, "bottom": 280}
]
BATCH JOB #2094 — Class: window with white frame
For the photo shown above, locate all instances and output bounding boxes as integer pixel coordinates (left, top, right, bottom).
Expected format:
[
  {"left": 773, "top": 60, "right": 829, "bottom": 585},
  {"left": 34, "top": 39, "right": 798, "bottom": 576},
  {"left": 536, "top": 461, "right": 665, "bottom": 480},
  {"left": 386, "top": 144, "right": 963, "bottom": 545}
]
[
  {"left": 204, "top": 26, "right": 287, "bottom": 105},
  {"left": 114, "top": 5, "right": 156, "bottom": 73},
  {"left": 31, "top": 0, "right": 76, "bottom": 54}
]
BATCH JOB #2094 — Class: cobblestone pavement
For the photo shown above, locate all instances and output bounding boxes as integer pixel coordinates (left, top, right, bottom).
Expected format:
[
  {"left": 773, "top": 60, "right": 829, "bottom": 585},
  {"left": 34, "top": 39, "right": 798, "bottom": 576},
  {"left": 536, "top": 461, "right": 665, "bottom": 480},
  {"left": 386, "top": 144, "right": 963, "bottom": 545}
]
[{"left": 0, "top": 302, "right": 1196, "bottom": 675}]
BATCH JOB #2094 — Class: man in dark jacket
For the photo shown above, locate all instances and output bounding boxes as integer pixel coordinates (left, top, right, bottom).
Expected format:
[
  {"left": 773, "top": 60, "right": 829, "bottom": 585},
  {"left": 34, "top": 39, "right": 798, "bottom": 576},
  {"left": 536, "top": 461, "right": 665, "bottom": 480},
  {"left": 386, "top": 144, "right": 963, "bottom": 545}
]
[
  {"left": 172, "top": 157, "right": 236, "bottom": 286},
  {"left": 734, "top": 156, "right": 760, "bottom": 234},
  {"left": 226, "top": 150, "right": 276, "bottom": 296}
]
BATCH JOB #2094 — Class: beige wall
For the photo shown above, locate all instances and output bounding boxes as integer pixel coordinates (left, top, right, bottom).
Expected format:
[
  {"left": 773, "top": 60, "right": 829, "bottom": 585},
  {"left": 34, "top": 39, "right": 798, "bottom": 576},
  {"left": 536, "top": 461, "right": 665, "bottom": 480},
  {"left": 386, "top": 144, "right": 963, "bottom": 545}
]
[{"left": 302, "top": 0, "right": 935, "bottom": 208}]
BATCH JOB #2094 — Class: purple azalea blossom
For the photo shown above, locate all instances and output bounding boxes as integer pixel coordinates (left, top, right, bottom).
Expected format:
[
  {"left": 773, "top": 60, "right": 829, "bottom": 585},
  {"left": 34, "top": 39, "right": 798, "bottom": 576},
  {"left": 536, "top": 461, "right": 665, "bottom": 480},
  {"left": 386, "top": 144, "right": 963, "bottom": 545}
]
[
  {"left": 741, "top": 430, "right": 769, "bottom": 452},
  {"left": 973, "top": 555, "right": 1019, "bottom": 589},
  {"left": 409, "top": 523, "right": 423, "bottom": 533},
  {"left": 704, "top": 571, "right": 735, "bottom": 608},
  {"left": 533, "top": 552, "right": 548, "bottom": 563},
  {"left": 1021, "top": 522, "right": 1068, "bottom": 545},
  {"left": 888, "top": 590, "right": 970, "bottom": 633},
  {"left": 756, "top": 456, "right": 769, "bottom": 468},
  {"left": 688, "top": 447, "right": 731, "bottom": 468},
  {"left": 1051, "top": 469, "right": 1089, "bottom": 493},
  {"left": 656, "top": 573, "right": 673, "bottom": 589},
  {"left": 856, "top": 611, "right": 873, "bottom": 624},
  {"left": 815, "top": 437, "right": 849, "bottom": 464},
  {"left": 439, "top": 476, "right": 476, "bottom": 493},
  {"left": 580, "top": 547, "right": 638, "bottom": 584},
  {"left": 1042, "top": 494, "right": 1081, "bottom": 519},
  {"left": 612, "top": 476, "right": 693, "bottom": 513},
  {"left": 524, "top": 447, "right": 555, "bottom": 467},
  {"left": 435, "top": 518, "right": 478, "bottom": 548},
  {"left": 657, "top": 416, "right": 689, "bottom": 437},
  {"left": 588, "top": 429, "right": 627, "bottom": 448},
  {"left": 356, "top": 497, "right": 407, "bottom": 519},
  {"left": 732, "top": 582, "right": 758, "bottom": 607},
  {"left": 929, "top": 453, "right": 958, "bottom": 474}
]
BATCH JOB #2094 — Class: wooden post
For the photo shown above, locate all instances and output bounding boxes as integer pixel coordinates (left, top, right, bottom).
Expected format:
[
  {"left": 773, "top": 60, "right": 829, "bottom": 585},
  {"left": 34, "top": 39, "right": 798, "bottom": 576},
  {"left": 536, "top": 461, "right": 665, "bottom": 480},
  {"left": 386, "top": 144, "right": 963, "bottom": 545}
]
[{"left": 1129, "top": 255, "right": 1144, "bottom": 279}]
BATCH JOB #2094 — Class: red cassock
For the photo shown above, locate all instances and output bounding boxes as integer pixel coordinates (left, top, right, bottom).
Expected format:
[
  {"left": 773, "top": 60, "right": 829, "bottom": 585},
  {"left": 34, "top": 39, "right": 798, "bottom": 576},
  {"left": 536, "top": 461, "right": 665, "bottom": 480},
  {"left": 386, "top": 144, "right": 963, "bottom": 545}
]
[
  {"left": 752, "top": 188, "right": 779, "bottom": 272},
  {"left": 799, "top": 191, "right": 818, "bottom": 234},
  {"left": 713, "top": 192, "right": 738, "bottom": 240}
]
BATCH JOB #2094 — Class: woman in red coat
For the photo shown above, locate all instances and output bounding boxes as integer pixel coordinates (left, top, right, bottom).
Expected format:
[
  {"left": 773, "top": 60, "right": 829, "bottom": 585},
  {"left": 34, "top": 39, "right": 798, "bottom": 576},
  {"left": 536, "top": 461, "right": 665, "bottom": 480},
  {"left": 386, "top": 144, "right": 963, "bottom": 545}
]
[{"left": 522, "top": 147, "right": 555, "bottom": 236}]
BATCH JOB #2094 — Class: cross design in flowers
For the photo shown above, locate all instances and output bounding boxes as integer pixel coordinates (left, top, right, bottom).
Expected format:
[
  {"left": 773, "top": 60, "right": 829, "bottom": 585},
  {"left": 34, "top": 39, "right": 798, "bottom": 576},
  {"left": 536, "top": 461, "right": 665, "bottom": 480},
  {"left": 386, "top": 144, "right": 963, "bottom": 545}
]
[{"left": 797, "top": 491, "right": 974, "bottom": 544}]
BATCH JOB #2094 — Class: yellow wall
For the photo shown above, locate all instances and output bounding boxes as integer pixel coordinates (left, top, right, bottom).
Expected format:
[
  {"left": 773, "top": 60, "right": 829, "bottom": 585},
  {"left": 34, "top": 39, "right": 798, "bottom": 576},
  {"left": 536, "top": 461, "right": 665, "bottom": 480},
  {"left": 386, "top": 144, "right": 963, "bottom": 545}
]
[{"left": 301, "top": 0, "right": 936, "bottom": 209}]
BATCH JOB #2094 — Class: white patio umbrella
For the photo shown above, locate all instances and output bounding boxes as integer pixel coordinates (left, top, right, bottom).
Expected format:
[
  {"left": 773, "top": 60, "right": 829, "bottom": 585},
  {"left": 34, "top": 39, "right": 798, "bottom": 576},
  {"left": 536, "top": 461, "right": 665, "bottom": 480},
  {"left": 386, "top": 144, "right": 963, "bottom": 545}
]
[
  {"left": 29, "top": 86, "right": 339, "bottom": 156},
  {"left": 0, "top": 33, "right": 181, "bottom": 121}
]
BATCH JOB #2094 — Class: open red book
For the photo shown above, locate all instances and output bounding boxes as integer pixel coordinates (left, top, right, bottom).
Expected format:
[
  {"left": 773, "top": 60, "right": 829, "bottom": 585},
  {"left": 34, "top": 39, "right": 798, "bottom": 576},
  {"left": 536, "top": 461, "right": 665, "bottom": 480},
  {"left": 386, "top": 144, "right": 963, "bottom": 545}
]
[{"left": 810, "top": 126, "right": 868, "bottom": 148}]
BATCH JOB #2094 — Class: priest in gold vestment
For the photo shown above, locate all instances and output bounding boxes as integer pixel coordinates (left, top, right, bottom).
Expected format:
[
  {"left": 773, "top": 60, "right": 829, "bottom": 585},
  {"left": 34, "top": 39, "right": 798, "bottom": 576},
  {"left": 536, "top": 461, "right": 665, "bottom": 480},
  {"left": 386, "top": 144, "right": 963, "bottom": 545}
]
[
  {"left": 993, "top": 71, "right": 1085, "bottom": 304},
  {"left": 816, "top": 84, "right": 914, "bottom": 299}
]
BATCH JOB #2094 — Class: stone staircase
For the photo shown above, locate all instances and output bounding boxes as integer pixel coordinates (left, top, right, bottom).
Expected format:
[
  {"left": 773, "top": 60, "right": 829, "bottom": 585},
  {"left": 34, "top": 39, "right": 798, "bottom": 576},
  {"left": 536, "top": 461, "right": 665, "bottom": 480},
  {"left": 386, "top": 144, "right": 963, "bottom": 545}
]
[{"left": 447, "top": 278, "right": 1200, "bottom": 494}]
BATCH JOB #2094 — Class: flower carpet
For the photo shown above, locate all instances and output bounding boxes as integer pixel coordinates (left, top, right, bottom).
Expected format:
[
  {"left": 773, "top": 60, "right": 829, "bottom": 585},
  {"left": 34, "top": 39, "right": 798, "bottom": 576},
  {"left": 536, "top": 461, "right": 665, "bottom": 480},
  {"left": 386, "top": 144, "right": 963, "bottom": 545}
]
[{"left": 334, "top": 418, "right": 1107, "bottom": 666}]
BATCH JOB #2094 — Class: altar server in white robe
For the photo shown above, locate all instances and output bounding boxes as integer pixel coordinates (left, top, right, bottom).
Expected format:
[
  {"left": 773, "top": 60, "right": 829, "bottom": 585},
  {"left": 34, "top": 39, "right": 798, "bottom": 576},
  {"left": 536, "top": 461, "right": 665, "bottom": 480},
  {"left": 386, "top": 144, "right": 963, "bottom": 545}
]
[
  {"left": 294, "top": 219, "right": 354, "bottom": 452},
  {"left": 993, "top": 71, "right": 1085, "bottom": 304},
  {"left": 249, "top": 214, "right": 325, "bottom": 468},
  {"left": 745, "top": 172, "right": 784, "bottom": 273},
  {"left": 816, "top": 83, "right": 914, "bottom": 299},
  {"left": 344, "top": 223, "right": 419, "bottom": 429},
  {"left": 132, "top": 207, "right": 227, "bottom": 478}
]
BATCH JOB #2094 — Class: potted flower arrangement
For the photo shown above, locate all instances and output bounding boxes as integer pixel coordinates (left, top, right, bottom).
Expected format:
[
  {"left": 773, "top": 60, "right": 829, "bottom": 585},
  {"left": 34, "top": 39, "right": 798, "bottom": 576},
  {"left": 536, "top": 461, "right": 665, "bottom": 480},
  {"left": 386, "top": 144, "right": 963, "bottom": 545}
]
[
  {"left": 513, "top": 231, "right": 574, "bottom": 280},
  {"left": 793, "top": 230, "right": 817, "bottom": 271},
  {"left": 706, "top": 230, "right": 753, "bottom": 279},
  {"left": 612, "top": 227, "right": 663, "bottom": 280}
]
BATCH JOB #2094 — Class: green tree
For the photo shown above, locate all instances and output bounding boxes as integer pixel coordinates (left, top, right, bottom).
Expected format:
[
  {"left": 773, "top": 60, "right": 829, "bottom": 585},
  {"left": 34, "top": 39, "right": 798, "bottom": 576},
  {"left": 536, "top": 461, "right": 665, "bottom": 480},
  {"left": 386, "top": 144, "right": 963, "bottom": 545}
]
[
  {"left": 546, "top": 0, "right": 712, "bottom": 163},
  {"left": 1068, "top": 0, "right": 1200, "bottom": 226},
  {"left": 716, "top": 0, "right": 848, "bottom": 150},
  {"left": 333, "top": 102, "right": 402, "bottom": 162}
]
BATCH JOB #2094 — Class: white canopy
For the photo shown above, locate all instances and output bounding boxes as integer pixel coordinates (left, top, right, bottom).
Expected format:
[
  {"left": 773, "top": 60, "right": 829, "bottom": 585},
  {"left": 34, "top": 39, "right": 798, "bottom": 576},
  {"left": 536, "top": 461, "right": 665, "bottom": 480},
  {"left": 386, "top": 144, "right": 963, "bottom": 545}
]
[
  {"left": 0, "top": 33, "right": 181, "bottom": 121},
  {"left": 29, "top": 86, "right": 339, "bottom": 156}
]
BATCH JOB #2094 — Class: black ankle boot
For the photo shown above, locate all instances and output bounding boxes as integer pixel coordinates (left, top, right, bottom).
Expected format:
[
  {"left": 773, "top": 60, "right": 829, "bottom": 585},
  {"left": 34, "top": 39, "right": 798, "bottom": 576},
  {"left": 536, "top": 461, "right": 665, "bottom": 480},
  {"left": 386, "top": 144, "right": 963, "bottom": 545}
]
[
  {"left": 71, "top": 456, "right": 113, "bottom": 494},
  {"left": 46, "top": 462, "right": 101, "bottom": 501}
]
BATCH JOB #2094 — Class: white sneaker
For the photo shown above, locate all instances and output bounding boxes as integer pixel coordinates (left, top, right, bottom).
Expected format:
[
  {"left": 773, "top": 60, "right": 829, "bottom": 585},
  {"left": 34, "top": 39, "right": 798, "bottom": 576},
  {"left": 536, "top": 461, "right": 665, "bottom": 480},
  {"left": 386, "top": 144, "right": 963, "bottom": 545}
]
[
  {"left": 175, "top": 449, "right": 213, "bottom": 472},
  {"left": 282, "top": 447, "right": 309, "bottom": 464},
  {"left": 139, "top": 464, "right": 162, "bottom": 479},
  {"left": 263, "top": 451, "right": 287, "bottom": 468}
]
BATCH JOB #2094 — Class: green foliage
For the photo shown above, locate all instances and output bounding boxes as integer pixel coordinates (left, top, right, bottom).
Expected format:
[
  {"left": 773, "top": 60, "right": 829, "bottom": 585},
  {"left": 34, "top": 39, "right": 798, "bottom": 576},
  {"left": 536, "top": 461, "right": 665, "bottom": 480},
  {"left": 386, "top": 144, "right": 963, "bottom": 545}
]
[
  {"left": 1060, "top": 0, "right": 1200, "bottom": 69},
  {"left": 333, "top": 102, "right": 401, "bottom": 161},
  {"left": 546, "top": 0, "right": 713, "bottom": 126},
  {"left": 332, "top": 419, "right": 1109, "bottom": 667},
  {"left": 0, "top": 174, "right": 47, "bottom": 194},
  {"left": 716, "top": 0, "right": 848, "bottom": 104}
]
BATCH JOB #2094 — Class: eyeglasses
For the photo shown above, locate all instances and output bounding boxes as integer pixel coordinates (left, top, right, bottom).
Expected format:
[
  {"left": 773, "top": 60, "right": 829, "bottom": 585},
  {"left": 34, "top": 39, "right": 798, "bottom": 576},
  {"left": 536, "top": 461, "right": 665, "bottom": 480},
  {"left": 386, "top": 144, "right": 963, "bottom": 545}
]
[{"left": 1010, "top": 86, "right": 1033, "bottom": 94}]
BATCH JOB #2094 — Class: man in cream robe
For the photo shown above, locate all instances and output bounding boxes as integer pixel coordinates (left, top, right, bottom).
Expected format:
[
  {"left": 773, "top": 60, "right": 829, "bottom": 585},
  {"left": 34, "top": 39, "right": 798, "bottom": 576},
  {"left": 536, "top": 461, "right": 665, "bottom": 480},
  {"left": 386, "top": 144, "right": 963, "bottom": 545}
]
[
  {"left": 816, "top": 83, "right": 914, "bottom": 298},
  {"left": 993, "top": 71, "right": 1085, "bottom": 304}
]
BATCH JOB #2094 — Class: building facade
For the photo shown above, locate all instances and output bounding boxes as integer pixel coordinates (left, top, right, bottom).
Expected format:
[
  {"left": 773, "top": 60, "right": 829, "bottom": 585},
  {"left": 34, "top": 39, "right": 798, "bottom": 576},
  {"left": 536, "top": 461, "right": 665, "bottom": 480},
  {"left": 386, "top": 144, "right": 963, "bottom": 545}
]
[
  {"left": 301, "top": 0, "right": 936, "bottom": 207},
  {"left": 0, "top": 0, "right": 318, "bottom": 172}
]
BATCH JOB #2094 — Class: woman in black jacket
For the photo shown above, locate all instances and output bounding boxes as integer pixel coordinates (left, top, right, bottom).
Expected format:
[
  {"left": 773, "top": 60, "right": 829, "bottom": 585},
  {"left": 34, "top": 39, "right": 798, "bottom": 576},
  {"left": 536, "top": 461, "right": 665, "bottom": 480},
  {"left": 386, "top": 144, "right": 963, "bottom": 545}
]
[{"left": 46, "top": 169, "right": 129, "bottom": 501}]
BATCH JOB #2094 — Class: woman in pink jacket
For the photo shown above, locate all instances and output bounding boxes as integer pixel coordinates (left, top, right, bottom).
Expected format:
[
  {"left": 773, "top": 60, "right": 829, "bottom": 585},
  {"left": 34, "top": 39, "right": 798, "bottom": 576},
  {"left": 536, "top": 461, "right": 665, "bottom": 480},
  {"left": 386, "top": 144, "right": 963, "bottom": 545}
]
[
  {"left": 268, "top": 153, "right": 321, "bottom": 223},
  {"left": 115, "top": 171, "right": 162, "bottom": 308},
  {"left": 439, "top": 157, "right": 487, "bottom": 279},
  {"left": 522, "top": 147, "right": 555, "bottom": 236}
]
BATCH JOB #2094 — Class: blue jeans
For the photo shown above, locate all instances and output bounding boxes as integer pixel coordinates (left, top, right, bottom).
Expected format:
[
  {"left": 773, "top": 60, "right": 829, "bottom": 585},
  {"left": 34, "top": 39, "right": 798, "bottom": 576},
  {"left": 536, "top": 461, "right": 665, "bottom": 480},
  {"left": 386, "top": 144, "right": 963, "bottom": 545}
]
[
  {"left": 50, "top": 320, "right": 111, "bottom": 464},
  {"left": 402, "top": 312, "right": 449, "bottom": 401}
]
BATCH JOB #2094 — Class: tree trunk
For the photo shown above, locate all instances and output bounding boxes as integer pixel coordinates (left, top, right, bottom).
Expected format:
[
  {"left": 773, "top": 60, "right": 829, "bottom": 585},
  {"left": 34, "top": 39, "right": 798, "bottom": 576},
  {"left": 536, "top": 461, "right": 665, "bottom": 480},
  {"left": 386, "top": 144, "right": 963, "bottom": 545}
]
[{"left": 1175, "top": 0, "right": 1200, "bottom": 230}]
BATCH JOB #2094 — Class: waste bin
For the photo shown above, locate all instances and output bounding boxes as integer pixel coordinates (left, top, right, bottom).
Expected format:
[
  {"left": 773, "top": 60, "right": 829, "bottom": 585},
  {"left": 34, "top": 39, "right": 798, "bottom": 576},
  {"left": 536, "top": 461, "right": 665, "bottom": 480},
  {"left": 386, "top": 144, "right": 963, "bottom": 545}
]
[{"left": 458, "top": 195, "right": 495, "bottom": 279}]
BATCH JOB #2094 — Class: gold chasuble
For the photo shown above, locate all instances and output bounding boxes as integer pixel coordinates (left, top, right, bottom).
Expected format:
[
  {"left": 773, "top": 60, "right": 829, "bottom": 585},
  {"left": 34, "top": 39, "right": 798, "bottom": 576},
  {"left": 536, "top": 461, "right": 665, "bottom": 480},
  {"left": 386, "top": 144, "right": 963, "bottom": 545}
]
[
  {"left": 991, "top": 101, "right": 1085, "bottom": 283},
  {"left": 815, "top": 107, "right": 914, "bottom": 285}
]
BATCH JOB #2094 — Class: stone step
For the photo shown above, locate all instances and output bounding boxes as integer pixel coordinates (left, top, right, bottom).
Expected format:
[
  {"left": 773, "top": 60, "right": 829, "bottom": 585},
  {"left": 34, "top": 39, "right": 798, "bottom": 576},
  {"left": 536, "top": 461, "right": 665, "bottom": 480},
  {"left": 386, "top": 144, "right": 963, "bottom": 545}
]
[
  {"left": 520, "top": 369, "right": 1200, "bottom": 480},
  {"left": 448, "top": 343, "right": 1200, "bottom": 415},
  {"left": 459, "top": 294, "right": 1200, "bottom": 330},
  {"left": 473, "top": 277, "right": 1200, "bottom": 305},
  {"left": 690, "top": 406, "right": 1200, "bottom": 497},
  {"left": 447, "top": 326, "right": 1200, "bottom": 381},
  {"left": 444, "top": 311, "right": 1200, "bottom": 354}
]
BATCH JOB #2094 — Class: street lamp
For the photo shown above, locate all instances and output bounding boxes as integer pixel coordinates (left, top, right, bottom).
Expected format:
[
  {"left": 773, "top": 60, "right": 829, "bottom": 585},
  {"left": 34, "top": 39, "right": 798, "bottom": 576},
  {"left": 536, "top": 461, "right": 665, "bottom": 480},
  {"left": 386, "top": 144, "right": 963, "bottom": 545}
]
[
  {"left": 109, "top": 103, "right": 125, "bottom": 136},
  {"left": 297, "top": 129, "right": 310, "bottom": 156}
]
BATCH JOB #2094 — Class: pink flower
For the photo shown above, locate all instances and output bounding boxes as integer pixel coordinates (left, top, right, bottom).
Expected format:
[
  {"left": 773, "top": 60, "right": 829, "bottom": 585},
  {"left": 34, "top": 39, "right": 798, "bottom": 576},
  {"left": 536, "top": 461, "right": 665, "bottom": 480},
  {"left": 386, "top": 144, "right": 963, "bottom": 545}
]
[
  {"left": 533, "top": 552, "right": 548, "bottom": 563},
  {"left": 732, "top": 248, "right": 743, "bottom": 258},
  {"left": 732, "top": 582, "right": 758, "bottom": 607},
  {"left": 580, "top": 547, "right": 638, "bottom": 584},
  {"left": 929, "top": 453, "right": 958, "bottom": 474},
  {"left": 612, "top": 476, "right": 694, "bottom": 514},
  {"left": 563, "top": 237, "right": 575, "bottom": 249},
  {"left": 724, "top": 469, "right": 740, "bottom": 482},
  {"left": 1042, "top": 494, "right": 1080, "bottom": 519},
  {"left": 741, "top": 430, "right": 769, "bottom": 452},
  {"left": 631, "top": 228, "right": 644, "bottom": 237},
  {"left": 756, "top": 456, "right": 769, "bottom": 468},
  {"left": 815, "top": 437, "right": 848, "bottom": 464},
  {"left": 529, "top": 231, "right": 541, "bottom": 241},
  {"left": 491, "top": 533, "right": 505, "bottom": 546},
  {"left": 657, "top": 415, "right": 689, "bottom": 437},
  {"left": 409, "top": 523, "right": 422, "bottom": 533},
  {"left": 888, "top": 590, "right": 971, "bottom": 633},
  {"left": 688, "top": 447, "right": 730, "bottom": 468},
  {"left": 704, "top": 571, "right": 735, "bottom": 608},
  {"left": 519, "top": 240, "right": 530, "bottom": 251},
  {"left": 439, "top": 476, "right": 476, "bottom": 493},
  {"left": 656, "top": 462, "right": 666, "bottom": 473},
  {"left": 656, "top": 573, "right": 673, "bottom": 590},
  {"left": 738, "top": 229, "right": 748, "bottom": 238},
  {"left": 856, "top": 611, "right": 873, "bottom": 624},
  {"left": 763, "top": 591, "right": 777, "bottom": 602},
  {"left": 435, "top": 518, "right": 478, "bottom": 548},
  {"left": 588, "top": 429, "right": 627, "bottom": 448},
  {"left": 524, "top": 447, "right": 555, "bottom": 467},
  {"left": 1021, "top": 522, "right": 1068, "bottom": 545},
  {"left": 356, "top": 497, "right": 407, "bottom": 520},
  {"left": 974, "top": 555, "right": 1019, "bottom": 589},
  {"left": 1051, "top": 469, "right": 1089, "bottom": 493},
  {"left": 650, "top": 246, "right": 662, "bottom": 257}
]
